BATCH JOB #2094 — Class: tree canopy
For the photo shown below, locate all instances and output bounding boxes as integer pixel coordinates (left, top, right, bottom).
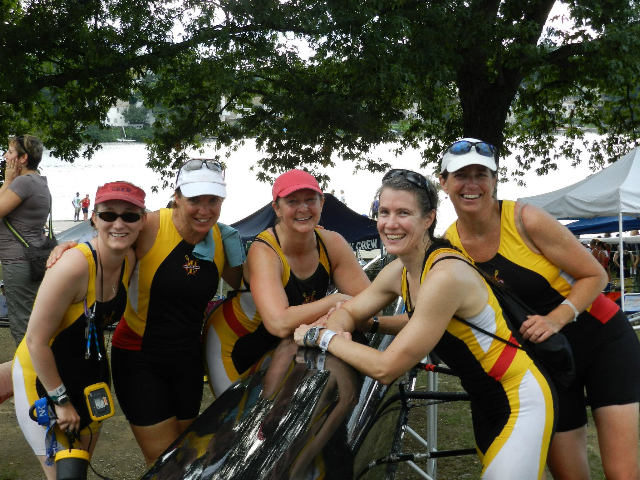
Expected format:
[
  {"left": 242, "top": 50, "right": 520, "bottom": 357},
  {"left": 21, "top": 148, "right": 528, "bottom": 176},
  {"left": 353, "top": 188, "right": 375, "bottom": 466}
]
[{"left": 2, "top": 0, "right": 639, "bottom": 185}]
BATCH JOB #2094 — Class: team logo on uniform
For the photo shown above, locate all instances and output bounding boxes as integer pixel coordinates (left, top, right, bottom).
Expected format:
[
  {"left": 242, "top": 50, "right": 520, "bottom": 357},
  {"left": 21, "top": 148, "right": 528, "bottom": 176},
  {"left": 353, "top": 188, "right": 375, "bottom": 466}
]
[
  {"left": 493, "top": 270, "right": 505, "bottom": 284},
  {"left": 302, "top": 291, "right": 317, "bottom": 304},
  {"left": 183, "top": 255, "right": 201, "bottom": 275}
]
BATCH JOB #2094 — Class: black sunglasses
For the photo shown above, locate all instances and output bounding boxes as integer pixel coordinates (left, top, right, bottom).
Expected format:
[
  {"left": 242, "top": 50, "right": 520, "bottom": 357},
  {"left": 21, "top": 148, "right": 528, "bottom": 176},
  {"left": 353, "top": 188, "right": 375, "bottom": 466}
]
[
  {"left": 95, "top": 211, "right": 143, "bottom": 223},
  {"left": 445, "top": 140, "right": 496, "bottom": 158},
  {"left": 383, "top": 169, "right": 431, "bottom": 193}
]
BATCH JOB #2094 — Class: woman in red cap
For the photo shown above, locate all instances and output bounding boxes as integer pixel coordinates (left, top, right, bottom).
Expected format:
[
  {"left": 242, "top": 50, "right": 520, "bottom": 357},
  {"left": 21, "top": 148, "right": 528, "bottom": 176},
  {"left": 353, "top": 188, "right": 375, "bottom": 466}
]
[
  {"left": 49, "top": 160, "right": 245, "bottom": 466},
  {"left": 12, "top": 181, "right": 146, "bottom": 479},
  {"left": 205, "top": 169, "right": 374, "bottom": 397}
]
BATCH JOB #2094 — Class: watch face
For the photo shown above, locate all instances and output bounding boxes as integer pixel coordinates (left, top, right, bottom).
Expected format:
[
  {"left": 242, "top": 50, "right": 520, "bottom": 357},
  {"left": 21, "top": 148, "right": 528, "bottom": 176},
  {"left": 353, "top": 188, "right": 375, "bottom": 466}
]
[
  {"left": 57, "top": 394, "right": 71, "bottom": 406},
  {"left": 304, "top": 328, "right": 315, "bottom": 345}
]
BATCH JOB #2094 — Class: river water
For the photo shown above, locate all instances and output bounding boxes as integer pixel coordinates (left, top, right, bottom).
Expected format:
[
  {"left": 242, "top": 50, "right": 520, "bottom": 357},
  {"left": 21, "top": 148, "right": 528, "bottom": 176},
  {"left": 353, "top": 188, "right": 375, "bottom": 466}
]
[{"left": 39, "top": 137, "right": 598, "bottom": 234}]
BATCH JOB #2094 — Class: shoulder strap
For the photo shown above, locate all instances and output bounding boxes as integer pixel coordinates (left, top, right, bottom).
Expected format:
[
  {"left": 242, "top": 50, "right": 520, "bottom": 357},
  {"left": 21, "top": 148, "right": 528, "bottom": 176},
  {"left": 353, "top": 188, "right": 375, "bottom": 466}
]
[
  {"left": 314, "top": 229, "right": 332, "bottom": 275},
  {"left": 2, "top": 194, "right": 54, "bottom": 246},
  {"left": 431, "top": 254, "right": 524, "bottom": 350},
  {"left": 452, "top": 314, "right": 523, "bottom": 350},
  {"left": 84, "top": 241, "right": 98, "bottom": 266}
]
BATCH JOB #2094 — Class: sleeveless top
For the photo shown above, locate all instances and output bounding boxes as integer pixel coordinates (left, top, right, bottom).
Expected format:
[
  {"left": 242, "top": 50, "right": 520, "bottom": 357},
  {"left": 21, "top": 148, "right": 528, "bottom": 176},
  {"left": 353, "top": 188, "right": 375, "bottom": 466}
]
[
  {"left": 113, "top": 208, "right": 226, "bottom": 352},
  {"left": 15, "top": 242, "right": 129, "bottom": 430},
  {"left": 225, "top": 228, "right": 332, "bottom": 374},
  {"left": 445, "top": 200, "right": 619, "bottom": 324},
  {"left": 401, "top": 246, "right": 537, "bottom": 398}
]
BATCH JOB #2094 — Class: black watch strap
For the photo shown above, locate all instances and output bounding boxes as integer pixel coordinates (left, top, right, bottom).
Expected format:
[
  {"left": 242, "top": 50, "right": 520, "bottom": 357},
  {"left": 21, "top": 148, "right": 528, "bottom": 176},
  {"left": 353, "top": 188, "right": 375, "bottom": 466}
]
[{"left": 370, "top": 316, "right": 379, "bottom": 334}]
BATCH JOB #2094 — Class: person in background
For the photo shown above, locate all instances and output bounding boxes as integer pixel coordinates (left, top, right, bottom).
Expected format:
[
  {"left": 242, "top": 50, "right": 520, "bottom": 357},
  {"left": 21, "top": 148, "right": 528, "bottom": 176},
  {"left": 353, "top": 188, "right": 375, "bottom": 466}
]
[
  {"left": 205, "top": 169, "right": 373, "bottom": 397},
  {"left": 13, "top": 182, "right": 145, "bottom": 479},
  {"left": 49, "top": 160, "right": 246, "bottom": 466},
  {"left": 340, "top": 189, "right": 346, "bottom": 204},
  {"left": 0, "top": 134, "right": 51, "bottom": 346},
  {"left": 71, "top": 192, "right": 81, "bottom": 221},
  {"left": 295, "top": 170, "right": 555, "bottom": 479},
  {"left": 440, "top": 138, "right": 640, "bottom": 479},
  {"left": 631, "top": 230, "right": 640, "bottom": 289},
  {"left": 369, "top": 195, "right": 379, "bottom": 220},
  {"left": 0, "top": 281, "right": 7, "bottom": 318},
  {"left": 81, "top": 194, "right": 91, "bottom": 221}
]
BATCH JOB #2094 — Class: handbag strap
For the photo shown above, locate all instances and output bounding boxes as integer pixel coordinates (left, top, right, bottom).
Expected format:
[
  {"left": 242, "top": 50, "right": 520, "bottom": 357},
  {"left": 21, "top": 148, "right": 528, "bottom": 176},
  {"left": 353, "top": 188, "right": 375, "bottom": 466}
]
[{"left": 3, "top": 194, "right": 54, "bottom": 247}]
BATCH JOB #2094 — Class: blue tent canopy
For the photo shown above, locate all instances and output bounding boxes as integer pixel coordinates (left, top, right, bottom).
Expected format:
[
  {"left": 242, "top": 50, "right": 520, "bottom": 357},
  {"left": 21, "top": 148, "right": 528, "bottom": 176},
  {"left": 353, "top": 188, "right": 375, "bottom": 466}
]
[
  {"left": 231, "top": 194, "right": 381, "bottom": 251},
  {"left": 565, "top": 216, "right": 640, "bottom": 235}
]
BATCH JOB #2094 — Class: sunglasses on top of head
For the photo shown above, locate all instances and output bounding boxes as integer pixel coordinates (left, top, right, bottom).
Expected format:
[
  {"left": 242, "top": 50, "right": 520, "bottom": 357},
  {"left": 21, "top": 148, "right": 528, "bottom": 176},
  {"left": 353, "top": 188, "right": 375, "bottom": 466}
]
[
  {"left": 181, "top": 159, "right": 223, "bottom": 173},
  {"left": 445, "top": 140, "right": 496, "bottom": 158},
  {"left": 95, "top": 211, "right": 143, "bottom": 223},
  {"left": 383, "top": 169, "right": 431, "bottom": 193}
]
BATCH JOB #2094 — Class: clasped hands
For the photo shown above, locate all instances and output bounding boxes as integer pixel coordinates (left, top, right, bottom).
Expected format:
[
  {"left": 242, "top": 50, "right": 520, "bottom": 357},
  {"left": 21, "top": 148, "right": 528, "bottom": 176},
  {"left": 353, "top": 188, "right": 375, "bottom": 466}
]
[{"left": 293, "top": 301, "right": 350, "bottom": 348}]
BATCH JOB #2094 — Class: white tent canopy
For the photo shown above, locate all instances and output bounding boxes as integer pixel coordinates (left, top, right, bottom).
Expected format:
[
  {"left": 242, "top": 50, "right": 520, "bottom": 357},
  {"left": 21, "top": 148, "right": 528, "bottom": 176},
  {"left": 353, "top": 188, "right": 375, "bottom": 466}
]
[
  {"left": 518, "top": 147, "right": 640, "bottom": 220},
  {"left": 519, "top": 146, "right": 640, "bottom": 311}
]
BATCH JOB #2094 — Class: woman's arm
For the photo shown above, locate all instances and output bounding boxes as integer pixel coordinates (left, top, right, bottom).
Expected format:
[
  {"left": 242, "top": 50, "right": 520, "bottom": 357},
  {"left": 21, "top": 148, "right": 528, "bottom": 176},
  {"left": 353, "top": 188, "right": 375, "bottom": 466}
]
[
  {"left": 247, "top": 240, "right": 353, "bottom": 338},
  {"left": 296, "top": 259, "right": 479, "bottom": 384},
  {"left": 518, "top": 203, "right": 608, "bottom": 342},
  {"left": 324, "top": 259, "right": 405, "bottom": 334},
  {"left": 320, "top": 230, "right": 371, "bottom": 296},
  {"left": 0, "top": 161, "right": 25, "bottom": 217},
  {"left": 26, "top": 248, "right": 89, "bottom": 432}
]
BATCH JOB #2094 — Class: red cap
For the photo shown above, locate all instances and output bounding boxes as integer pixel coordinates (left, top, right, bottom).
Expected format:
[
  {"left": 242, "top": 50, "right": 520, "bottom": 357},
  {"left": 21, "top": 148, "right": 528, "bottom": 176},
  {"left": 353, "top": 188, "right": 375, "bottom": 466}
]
[
  {"left": 95, "top": 181, "right": 146, "bottom": 209},
  {"left": 272, "top": 169, "right": 322, "bottom": 202}
]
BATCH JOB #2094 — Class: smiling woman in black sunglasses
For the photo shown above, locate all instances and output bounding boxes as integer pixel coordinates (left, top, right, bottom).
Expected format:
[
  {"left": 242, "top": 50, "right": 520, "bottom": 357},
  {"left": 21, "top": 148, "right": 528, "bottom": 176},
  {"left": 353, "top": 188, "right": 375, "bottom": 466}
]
[
  {"left": 48, "top": 159, "right": 247, "bottom": 466},
  {"left": 13, "top": 182, "right": 145, "bottom": 478},
  {"left": 440, "top": 137, "right": 640, "bottom": 478}
]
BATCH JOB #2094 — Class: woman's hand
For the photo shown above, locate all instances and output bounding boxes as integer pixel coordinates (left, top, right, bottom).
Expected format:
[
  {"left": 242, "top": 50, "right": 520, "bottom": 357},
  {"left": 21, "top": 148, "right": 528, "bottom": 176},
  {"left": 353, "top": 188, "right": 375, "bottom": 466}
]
[
  {"left": 54, "top": 403, "right": 81, "bottom": 434},
  {"left": 46, "top": 241, "right": 78, "bottom": 268},
  {"left": 519, "top": 314, "right": 562, "bottom": 343},
  {"left": 294, "top": 325, "right": 351, "bottom": 347},
  {"left": 294, "top": 325, "right": 313, "bottom": 346},
  {"left": 3, "top": 157, "right": 22, "bottom": 184}
]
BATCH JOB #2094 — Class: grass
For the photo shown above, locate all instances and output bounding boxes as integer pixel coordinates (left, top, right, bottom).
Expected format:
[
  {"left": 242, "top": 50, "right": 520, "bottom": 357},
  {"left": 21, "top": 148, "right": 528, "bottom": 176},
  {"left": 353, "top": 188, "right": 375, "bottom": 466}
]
[{"left": 382, "top": 353, "right": 640, "bottom": 480}]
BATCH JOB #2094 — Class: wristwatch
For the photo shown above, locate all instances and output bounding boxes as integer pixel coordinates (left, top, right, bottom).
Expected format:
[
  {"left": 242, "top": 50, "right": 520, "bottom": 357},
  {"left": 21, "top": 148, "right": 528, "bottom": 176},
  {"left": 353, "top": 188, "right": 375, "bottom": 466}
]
[
  {"left": 50, "top": 393, "right": 71, "bottom": 406},
  {"left": 304, "top": 326, "right": 321, "bottom": 347}
]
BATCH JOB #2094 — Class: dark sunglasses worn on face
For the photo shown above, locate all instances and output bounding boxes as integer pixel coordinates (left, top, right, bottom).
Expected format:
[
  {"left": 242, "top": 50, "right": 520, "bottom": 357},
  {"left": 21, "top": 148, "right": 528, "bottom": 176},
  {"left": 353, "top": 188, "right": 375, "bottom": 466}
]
[
  {"left": 445, "top": 140, "right": 496, "bottom": 158},
  {"left": 181, "top": 159, "right": 223, "bottom": 173},
  {"left": 96, "top": 211, "right": 143, "bottom": 223},
  {"left": 383, "top": 169, "right": 431, "bottom": 194}
]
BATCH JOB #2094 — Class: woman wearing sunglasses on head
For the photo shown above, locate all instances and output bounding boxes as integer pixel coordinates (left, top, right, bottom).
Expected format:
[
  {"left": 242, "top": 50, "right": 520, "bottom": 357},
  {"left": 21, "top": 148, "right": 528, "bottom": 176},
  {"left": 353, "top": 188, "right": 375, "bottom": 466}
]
[
  {"left": 294, "top": 169, "right": 556, "bottom": 479},
  {"left": 12, "top": 182, "right": 145, "bottom": 479},
  {"left": 1, "top": 134, "right": 50, "bottom": 347},
  {"left": 440, "top": 138, "right": 640, "bottom": 479},
  {"left": 48, "top": 160, "right": 246, "bottom": 466},
  {"left": 205, "top": 169, "right": 374, "bottom": 397}
]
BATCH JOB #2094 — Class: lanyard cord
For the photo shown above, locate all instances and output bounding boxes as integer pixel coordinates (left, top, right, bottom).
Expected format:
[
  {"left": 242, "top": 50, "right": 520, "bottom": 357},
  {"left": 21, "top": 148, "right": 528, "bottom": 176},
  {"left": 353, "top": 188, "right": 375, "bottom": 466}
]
[{"left": 84, "top": 245, "right": 106, "bottom": 361}]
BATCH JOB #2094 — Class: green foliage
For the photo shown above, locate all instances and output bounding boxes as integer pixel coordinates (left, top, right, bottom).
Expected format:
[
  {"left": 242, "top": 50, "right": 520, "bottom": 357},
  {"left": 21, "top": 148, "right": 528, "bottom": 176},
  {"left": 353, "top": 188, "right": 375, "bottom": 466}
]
[
  {"left": 2, "top": 0, "right": 640, "bottom": 185},
  {"left": 122, "top": 104, "right": 151, "bottom": 125}
]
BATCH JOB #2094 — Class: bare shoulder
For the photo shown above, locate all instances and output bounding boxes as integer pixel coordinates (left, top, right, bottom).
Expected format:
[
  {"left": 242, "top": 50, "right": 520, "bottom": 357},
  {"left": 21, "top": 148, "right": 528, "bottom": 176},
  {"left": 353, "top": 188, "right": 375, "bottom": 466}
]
[
  {"left": 427, "top": 252, "right": 478, "bottom": 288},
  {"left": 46, "top": 246, "right": 90, "bottom": 286},
  {"left": 136, "top": 210, "right": 160, "bottom": 258},
  {"left": 246, "top": 237, "right": 283, "bottom": 274},
  {"left": 372, "top": 258, "right": 405, "bottom": 295},
  {"left": 317, "top": 229, "right": 354, "bottom": 262},
  {"left": 317, "top": 229, "right": 351, "bottom": 252},
  {"left": 518, "top": 201, "right": 564, "bottom": 235}
]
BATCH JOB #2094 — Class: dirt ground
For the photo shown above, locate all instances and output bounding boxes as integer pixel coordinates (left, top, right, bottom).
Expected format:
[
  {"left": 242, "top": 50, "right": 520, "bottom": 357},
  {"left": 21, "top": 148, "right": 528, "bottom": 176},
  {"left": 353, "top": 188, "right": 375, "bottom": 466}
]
[{"left": 0, "top": 326, "right": 214, "bottom": 480}]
